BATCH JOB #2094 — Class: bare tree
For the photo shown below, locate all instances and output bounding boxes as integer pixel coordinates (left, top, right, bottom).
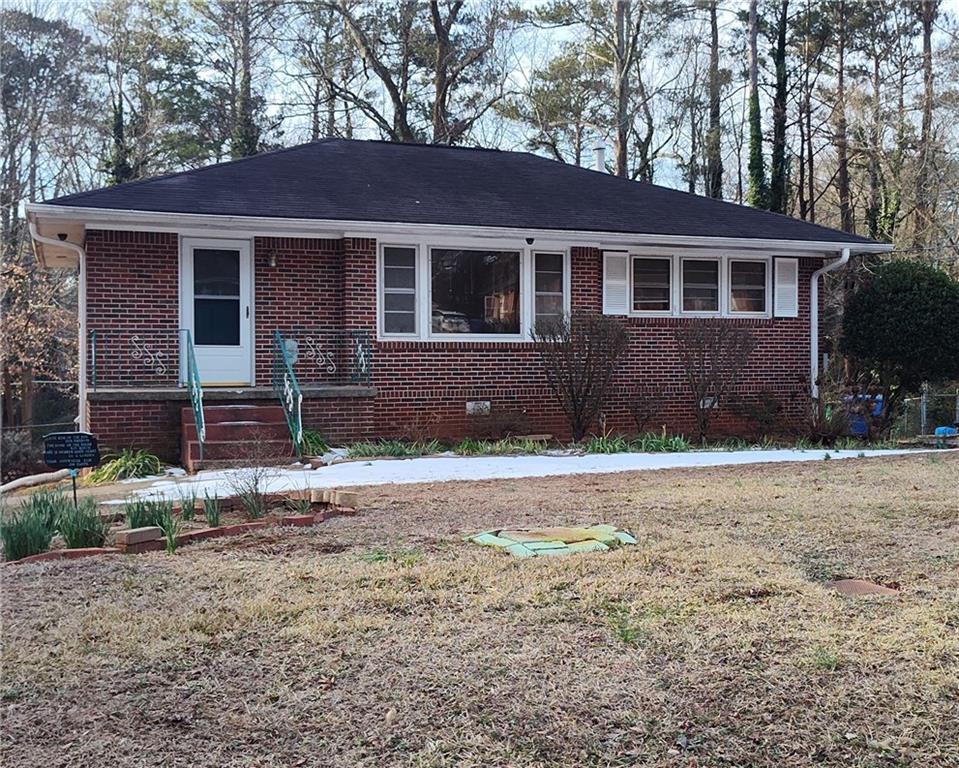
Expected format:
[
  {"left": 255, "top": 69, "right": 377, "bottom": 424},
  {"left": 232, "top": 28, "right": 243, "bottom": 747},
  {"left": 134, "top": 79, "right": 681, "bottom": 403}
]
[
  {"left": 675, "top": 320, "right": 756, "bottom": 442},
  {"left": 530, "top": 313, "right": 628, "bottom": 442}
]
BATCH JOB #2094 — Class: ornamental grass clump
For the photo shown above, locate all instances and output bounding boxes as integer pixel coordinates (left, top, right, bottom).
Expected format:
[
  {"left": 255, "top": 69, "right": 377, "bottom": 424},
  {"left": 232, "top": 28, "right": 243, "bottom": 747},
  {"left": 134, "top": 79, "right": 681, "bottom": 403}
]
[
  {"left": 301, "top": 430, "right": 329, "bottom": 457},
  {"left": 0, "top": 503, "right": 56, "bottom": 561},
  {"left": 126, "top": 498, "right": 171, "bottom": 529},
  {"left": 86, "top": 448, "right": 162, "bottom": 485},
  {"left": 21, "top": 488, "right": 65, "bottom": 531},
  {"left": 58, "top": 498, "right": 109, "bottom": 549}
]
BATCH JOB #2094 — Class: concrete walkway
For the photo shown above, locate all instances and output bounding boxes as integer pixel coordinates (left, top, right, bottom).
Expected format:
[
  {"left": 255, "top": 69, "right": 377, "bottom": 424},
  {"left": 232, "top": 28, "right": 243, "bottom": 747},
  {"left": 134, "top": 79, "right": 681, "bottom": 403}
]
[{"left": 106, "top": 448, "right": 930, "bottom": 503}]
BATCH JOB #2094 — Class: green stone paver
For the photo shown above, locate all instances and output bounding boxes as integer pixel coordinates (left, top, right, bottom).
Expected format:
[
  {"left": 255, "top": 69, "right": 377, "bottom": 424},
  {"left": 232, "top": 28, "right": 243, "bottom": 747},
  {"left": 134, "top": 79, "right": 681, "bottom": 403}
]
[{"left": 467, "top": 524, "right": 636, "bottom": 558}]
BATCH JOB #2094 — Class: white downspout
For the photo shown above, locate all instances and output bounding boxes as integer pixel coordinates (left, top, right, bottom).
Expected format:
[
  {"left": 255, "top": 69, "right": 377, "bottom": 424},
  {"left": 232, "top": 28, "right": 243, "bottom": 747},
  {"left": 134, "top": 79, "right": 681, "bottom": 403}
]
[
  {"left": 810, "top": 247, "right": 850, "bottom": 401},
  {"left": 28, "top": 220, "right": 89, "bottom": 432}
]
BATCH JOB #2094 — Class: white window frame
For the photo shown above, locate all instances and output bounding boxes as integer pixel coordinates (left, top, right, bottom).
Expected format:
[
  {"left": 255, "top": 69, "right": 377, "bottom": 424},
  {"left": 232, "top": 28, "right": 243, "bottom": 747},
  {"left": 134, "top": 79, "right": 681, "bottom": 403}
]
[
  {"left": 630, "top": 255, "right": 674, "bottom": 315},
  {"left": 622, "top": 249, "right": 773, "bottom": 319},
  {"left": 378, "top": 243, "right": 420, "bottom": 338},
  {"left": 727, "top": 257, "right": 772, "bottom": 317},
  {"left": 533, "top": 250, "right": 572, "bottom": 328},
  {"left": 679, "top": 256, "right": 723, "bottom": 316},
  {"left": 376, "top": 238, "right": 571, "bottom": 342}
]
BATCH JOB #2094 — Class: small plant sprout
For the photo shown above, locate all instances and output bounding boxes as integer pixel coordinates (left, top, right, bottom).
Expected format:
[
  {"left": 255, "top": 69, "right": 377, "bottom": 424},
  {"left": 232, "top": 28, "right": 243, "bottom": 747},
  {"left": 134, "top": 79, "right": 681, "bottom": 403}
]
[
  {"left": 157, "top": 505, "right": 183, "bottom": 554},
  {"left": 202, "top": 492, "right": 220, "bottom": 528},
  {"left": 285, "top": 487, "right": 313, "bottom": 517},
  {"left": 178, "top": 490, "right": 197, "bottom": 522}
]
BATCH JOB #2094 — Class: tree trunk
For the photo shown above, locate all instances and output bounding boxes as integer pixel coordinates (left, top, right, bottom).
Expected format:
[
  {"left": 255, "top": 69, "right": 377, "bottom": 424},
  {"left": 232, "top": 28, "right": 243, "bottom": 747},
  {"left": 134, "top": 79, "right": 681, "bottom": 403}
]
[
  {"left": 230, "top": 0, "right": 259, "bottom": 158},
  {"left": 705, "top": 0, "right": 722, "bottom": 199},
  {"left": 768, "top": 0, "right": 788, "bottom": 214},
  {"left": 834, "top": 0, "right": 853, "bottom": 233},
  {"left": 865, "top": 53, "right": 882, "bottom": 240},
  {"left": 914, "top": 0, "right": 938, "bottom": 251},
  {"left": 613, "top": 0, "right": 630, "bottom": 178},
  {"left": 745, "top": 0, "right": 767, "bottom": 208}
]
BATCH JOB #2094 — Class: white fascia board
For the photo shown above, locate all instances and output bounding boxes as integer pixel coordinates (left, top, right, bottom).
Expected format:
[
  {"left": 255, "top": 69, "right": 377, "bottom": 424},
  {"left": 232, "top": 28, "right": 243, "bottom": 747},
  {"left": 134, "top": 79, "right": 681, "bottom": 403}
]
[{"left": 24, "top": 203, "right": 895, "bottom": 255}]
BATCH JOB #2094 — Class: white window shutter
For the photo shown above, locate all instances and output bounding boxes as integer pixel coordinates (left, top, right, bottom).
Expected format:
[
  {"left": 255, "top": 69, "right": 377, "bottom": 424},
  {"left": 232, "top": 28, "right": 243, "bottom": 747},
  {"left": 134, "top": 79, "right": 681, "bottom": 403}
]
[
  {"left": 603, "top": 251, "right": 629, "bottom": 315},
  {"left": 774, "top": 258, "right": 799, "bottom": 318}
]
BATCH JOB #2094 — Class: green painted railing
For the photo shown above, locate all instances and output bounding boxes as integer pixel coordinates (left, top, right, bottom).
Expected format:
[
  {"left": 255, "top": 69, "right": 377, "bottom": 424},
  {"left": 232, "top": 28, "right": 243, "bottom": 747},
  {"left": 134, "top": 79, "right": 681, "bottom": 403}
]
[
  {"left": 182, "top": 329, "right": 205, "bottom": 462},
  {"left": 272, "top": 330, "right": 303, "bottom": 457}
]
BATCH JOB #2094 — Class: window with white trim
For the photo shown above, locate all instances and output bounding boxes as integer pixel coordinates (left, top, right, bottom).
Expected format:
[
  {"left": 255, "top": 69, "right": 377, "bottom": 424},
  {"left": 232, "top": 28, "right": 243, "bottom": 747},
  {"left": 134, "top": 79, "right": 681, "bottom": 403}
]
[
  {"left": 632, "top": 257, "right": 671, "bottom": 312},
  {"left": 382, "top": 246, "right": 417, "bottom": 334},
  {"left": 534, "top": 252, "right": 565, "bottom": 328},
  {"left": 430, "top": 248, "right": 521, "bottom": 334},
  {"left": 729, "top": 260, "right": 767, "bottom": 313},
  {"left": 681, "top": 259, "right": 720, "bottom": 312}
]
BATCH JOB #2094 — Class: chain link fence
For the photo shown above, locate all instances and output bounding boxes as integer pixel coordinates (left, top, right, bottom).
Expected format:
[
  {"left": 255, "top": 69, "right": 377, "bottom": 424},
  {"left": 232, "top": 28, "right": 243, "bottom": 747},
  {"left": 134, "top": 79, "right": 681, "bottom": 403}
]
[
  {"left": 895, "top": 389, "right": 959, "bottom": 438},
  {"left": 1, "top": 381, "right": 79, "bottom": 483}
]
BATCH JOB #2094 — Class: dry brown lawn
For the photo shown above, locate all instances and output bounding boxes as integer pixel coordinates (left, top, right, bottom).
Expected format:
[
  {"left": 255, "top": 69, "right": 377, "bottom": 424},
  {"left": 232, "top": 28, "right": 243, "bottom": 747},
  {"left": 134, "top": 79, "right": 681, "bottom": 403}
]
[{"left": 2, "top": 452, "right": 958, "bottom": 767}]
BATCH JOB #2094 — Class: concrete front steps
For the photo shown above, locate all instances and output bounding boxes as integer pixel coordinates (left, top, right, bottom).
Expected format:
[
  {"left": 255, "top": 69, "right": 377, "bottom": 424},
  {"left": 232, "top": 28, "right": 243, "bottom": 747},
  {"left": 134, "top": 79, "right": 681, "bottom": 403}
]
[{"left": 180, "top": 404, "right": 295, "bottom": 472}]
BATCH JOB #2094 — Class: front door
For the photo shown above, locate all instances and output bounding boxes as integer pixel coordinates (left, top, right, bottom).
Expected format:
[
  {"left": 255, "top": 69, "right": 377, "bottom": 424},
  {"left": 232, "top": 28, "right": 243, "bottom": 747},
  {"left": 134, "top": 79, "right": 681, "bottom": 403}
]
[{"left": 181, "top": 238, "right": 252, "bottom": 385}]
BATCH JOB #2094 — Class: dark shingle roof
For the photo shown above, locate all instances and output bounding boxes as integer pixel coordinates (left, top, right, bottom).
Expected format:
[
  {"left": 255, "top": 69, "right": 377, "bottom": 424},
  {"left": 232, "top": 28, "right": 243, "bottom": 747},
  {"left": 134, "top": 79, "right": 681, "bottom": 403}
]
[{"left": 47, "top": 138, "right": 874, "bottom": 245}]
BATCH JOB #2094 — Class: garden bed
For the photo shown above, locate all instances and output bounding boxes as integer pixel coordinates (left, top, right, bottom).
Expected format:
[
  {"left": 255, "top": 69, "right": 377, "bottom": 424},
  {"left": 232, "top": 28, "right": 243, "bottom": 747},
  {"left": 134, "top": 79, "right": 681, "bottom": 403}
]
[{"left": 1, "top": 488, "right": 360, "bottom": 564}]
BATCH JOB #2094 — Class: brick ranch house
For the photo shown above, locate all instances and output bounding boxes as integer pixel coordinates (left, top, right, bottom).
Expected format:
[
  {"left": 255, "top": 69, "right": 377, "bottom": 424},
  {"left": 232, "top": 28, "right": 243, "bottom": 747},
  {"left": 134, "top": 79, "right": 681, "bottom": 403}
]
[{"left": 27, "top": 139, "right": 889, "bottom": 468}]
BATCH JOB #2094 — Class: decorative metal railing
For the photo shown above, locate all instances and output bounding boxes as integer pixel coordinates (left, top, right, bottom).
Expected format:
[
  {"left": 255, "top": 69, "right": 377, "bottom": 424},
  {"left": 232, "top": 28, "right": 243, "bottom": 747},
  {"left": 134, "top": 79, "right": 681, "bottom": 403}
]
[
  {"left": 88, "top": 327, "right": 206, "bottom": 458},
  {"left": 272, "top": 330, "right": 303, "bottom": 456},
  {"left": 182, "top": 330, "right": 205, "bottom": 462},
  {"left": 89, "top": 328, "right": 185, "bottom": 389},
  {"left": 279, "top": 328, "right": 373, "bottom": 386}
]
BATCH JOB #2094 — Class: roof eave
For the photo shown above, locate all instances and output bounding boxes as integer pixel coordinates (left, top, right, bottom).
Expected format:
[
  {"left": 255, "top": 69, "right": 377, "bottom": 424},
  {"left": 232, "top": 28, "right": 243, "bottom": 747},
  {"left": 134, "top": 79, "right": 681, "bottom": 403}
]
[{"left": 25, "top": 202, "right": 893, "bottom": 255}]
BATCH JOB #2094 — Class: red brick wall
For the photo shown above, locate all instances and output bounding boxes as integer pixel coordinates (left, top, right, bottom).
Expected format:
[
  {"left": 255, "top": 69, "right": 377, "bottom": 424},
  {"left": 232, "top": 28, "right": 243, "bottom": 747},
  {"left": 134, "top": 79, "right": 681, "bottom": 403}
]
[
  {"left": 85, "top": 230, "right": 180, "bottom": 388},
  {"left": 88, "top": 400, "right": 181, "bottom": 461},
  {"left": 252, "top": 236, "right": 344, "bottom": 384},
  {"left": 84, "top": 229, "right": 818, "bottom": 454}
]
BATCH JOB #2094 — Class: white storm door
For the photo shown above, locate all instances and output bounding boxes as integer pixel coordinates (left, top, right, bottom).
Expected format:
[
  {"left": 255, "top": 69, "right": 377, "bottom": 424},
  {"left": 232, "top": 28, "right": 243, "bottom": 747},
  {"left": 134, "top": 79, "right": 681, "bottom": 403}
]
[{"left": 182, "top": 238, "right": 252, "bottom": 385}]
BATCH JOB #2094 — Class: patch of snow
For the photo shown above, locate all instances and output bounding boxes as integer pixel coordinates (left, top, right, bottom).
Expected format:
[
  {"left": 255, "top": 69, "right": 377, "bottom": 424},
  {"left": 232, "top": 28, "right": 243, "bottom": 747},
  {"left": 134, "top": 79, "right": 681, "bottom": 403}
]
[
  {"left": 101, "top": 448, "right": 938, "bottom": 504},
  {"left": 116, "top": 466, "right": 186, "bottom": 484}
]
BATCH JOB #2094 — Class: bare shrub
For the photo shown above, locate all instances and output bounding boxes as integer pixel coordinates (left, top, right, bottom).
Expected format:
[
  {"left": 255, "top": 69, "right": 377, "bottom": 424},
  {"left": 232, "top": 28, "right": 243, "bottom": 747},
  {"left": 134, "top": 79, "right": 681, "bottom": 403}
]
[
  {"left": 531, "top": 313, "right": 628, "bottom": 442},
  {"left": 226, "top": 427, "right": 284, "bottom": 519},
  {"left": 675, "top": 320, "right": 757, "bottom": 442},
  {"left": 628, "top": 387, "right": 663, "bottom": 433}
]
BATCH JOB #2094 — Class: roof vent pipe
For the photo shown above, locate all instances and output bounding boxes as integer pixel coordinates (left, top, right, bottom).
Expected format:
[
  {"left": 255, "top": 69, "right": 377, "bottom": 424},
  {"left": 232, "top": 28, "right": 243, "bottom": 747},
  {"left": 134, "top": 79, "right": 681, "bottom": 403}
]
[{"left": 594, "top": 144, "right": 606, "bottom": 172}]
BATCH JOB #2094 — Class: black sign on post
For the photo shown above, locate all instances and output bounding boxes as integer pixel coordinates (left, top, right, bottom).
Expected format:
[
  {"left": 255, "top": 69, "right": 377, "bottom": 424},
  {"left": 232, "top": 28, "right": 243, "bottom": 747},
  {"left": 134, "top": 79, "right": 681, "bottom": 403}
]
[
  {"left": 43, "top": 432, "right": 100, "bottom": 509},
  {"left": 44, "top": 432, "right": 100, "bottom": 470}
]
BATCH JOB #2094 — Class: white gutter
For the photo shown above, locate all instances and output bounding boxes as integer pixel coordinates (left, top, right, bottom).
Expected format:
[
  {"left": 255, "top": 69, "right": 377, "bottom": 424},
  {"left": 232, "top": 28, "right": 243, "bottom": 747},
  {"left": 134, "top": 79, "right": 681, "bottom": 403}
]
[
  {"left": 28, "top": 220, "right": 88, "bottom": 432},
  {"left": 810, "top": 247, "right": 850, "bottom": 400},
  {"left": 25, "top": 202, "right": 895, "bottom": 255}
]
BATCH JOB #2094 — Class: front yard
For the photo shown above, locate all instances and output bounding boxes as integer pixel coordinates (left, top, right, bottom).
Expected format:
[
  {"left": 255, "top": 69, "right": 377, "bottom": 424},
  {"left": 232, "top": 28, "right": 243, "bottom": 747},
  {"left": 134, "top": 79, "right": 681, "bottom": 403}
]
[{"left": 2, "top": 453, "right": 957, "bottom": 767}]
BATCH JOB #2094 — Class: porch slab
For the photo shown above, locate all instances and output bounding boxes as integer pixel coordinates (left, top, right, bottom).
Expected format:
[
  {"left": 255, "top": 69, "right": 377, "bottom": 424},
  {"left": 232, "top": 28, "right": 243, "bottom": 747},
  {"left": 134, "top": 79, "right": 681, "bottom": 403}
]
[{"left": 87, "top": 385, "right": 377, "bottom": 402}]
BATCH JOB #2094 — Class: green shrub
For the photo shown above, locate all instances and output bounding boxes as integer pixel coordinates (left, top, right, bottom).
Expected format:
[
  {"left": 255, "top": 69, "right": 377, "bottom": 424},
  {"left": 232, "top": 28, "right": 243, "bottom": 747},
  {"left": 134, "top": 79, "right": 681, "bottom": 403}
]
[
  {"left": 842, "top": 261, "right": 959, "bottom": 437},
  {"left": 301, "top": 430, "right": 329, "bottom": 456},
  {"left": 87, "top": 449, "right": 162, "bottom": 485},
  {"left": 58, "top": 498, "right": 109, "bottom": 548},
  {"left": 1, "top": 505, "right": 55, "bottom": 561},
  {"left": 126, "top": 498, "right": 171, "bottom": 529},
  {"left": 202, "top": 492, "right": 221, "bottom": 528}
]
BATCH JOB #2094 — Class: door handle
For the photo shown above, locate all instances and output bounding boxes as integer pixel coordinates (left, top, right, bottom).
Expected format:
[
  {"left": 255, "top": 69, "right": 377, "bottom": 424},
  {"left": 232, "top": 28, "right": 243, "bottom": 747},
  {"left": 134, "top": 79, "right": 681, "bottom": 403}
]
[{"left": 245, "top": 306, "right": 250, "bottom": 318}]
